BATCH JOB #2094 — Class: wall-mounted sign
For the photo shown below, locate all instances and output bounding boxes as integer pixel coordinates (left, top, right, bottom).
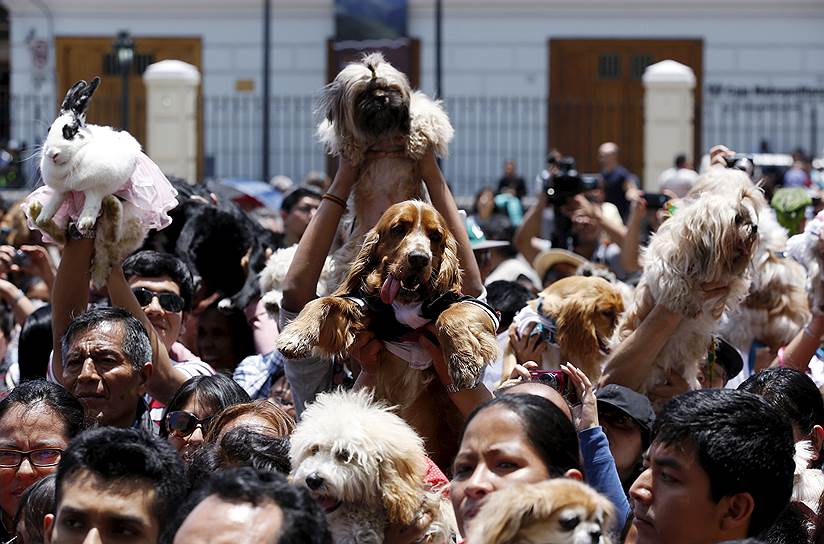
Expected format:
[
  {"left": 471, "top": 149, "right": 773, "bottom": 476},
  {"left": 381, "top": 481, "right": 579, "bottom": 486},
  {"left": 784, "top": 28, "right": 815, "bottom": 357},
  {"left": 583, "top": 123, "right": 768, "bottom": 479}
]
[{"left": 707, "top": 84, "right": 824, "bottom": 97}]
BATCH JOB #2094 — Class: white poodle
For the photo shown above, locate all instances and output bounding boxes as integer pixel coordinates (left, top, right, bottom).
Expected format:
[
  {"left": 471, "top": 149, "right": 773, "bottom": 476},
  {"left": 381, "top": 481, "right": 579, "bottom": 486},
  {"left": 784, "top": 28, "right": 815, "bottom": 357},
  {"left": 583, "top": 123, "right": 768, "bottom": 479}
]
[{"left": 290, "top": 389, "right": 454, "bottom": 544}]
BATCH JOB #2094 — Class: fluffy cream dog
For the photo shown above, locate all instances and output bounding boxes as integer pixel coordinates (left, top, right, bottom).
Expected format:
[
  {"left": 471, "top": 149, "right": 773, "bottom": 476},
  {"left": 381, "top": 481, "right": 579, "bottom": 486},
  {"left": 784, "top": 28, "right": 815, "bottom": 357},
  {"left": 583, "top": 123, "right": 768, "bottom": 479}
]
[
  {"left": 613, "top": 181, "right": 762, "bottom": 393},
  {"left": 317, "top": 52, "right": 453, "bottom": 262},
  {"left": 692, "top": 170, "right": 809, "bottom": 353},
  {"left": 465, "top": 480, "right": 615, "bottom": 544},
  {"left": 290, "top": 389, "right": 455, "bottom": 544}
]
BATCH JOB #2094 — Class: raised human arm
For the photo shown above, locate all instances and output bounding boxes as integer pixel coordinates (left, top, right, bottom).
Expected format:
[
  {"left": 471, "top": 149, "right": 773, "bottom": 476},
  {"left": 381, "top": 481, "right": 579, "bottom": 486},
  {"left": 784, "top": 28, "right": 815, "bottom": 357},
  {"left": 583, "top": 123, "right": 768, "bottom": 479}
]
[
  {"left": 514, "top": 190, "right": 548, "bottom": 265},
  {"left": 420, "top": 149, "right": 483, "bottom": 297},
  {"left": 619, "top": 197, "right": 646, "bottom": 273},
  {"left": 599, "top": 303, "right": 683, "bottom": 390},
  {"left": 770, "top": 312, "right": 824, "bottom": 372},
  {"left": 50, "top": 237, "right": 94, "bottom": 382},
  {"left": 0, "top": 279, "right": 35, "bottom": 325},
  {"left": 107, "top": 263, "right": 184, "bottom": 403},
  {"left": 280, "top": 157, "right": 359, "bottom": 312}
]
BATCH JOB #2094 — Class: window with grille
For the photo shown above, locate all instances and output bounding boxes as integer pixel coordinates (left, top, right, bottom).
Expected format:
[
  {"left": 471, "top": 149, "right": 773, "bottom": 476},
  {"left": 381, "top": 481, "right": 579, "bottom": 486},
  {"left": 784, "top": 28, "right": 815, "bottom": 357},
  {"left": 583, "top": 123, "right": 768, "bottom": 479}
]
[
  {"left": 598, "top": 54, "right": 620, "bottom": 80},
  {"left": 632, "top": 54, "right": 654, "bottom": 79}
]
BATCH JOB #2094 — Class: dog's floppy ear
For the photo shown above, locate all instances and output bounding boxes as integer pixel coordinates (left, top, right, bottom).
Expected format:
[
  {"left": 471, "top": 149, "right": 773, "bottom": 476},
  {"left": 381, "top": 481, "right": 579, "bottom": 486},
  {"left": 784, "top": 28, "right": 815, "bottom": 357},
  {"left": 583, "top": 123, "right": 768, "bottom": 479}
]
[
  {"left": 379, "top": 452, "right": 424, "bottom": 525},
  {"left": 554, "top": 297, "right": 601, "bottom": 368},
  {"left": 465, "top": 483, "right": 543, "bottom": 544},
  {"left": 434, "top": 230, "right": 462, "bottom": 293},
  {"left": 334, "top": 228, "right": 380, "bottom": 296}
]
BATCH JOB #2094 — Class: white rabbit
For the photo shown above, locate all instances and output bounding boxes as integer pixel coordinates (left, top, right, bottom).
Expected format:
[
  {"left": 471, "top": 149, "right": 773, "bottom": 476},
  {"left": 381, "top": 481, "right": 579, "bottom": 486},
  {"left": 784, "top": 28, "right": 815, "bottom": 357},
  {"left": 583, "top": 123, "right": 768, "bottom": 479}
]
[
  {"left": 35, "top": 77, "right": 140, "bottom": 234},
  {"left": 26, "top": 77, "right": 178, "bottom": 286}
]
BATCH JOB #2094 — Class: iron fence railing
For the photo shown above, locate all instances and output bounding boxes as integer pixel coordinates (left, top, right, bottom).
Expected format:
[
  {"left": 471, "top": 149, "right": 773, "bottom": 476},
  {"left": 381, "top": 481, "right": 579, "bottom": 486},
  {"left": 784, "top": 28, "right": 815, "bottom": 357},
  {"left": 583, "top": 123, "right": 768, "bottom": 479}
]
[
  {"left": 2, "top": 92, "right": 821, "bottom": 197},
  {"left": 703, "top": 97, "right": 822, "bottom": 156}
]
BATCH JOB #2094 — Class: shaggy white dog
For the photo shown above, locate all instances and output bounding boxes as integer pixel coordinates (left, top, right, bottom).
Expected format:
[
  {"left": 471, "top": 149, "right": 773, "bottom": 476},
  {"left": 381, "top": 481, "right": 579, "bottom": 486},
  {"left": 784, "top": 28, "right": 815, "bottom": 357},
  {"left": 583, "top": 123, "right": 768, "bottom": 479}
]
[
  {"left": 613, "top": 176, "right": 762, "bottom": 394},
  {"left": 290, "top": 389, "right": 454, "bottom": 544},
  {"left": 692, "top": 171, "right": 809, "bottom": 352}
]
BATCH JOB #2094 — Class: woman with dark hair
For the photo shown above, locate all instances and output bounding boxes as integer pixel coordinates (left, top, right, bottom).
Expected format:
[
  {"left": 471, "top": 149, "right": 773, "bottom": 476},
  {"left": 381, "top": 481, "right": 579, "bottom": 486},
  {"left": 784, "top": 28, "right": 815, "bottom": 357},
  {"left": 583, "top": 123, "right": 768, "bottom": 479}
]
[
  {"left": 739, "top": 368, "right": 824, "bottom": 515},
  {"left": 0, "top": 380, "right": 84, "bottom": 538},
  {"left": 450, "top": 394, "right": 582, "bottom": 537},
  {"left": 17, "top": 304, "right": 52, "bottom": 382},
  {"left": 739, "top": 368, "right": 824, "bottom": 466},
  {"left": 196, "top": 303, "right": 256, "bottom": 372},
  {"left": 161, "top": 374, "right": 251, "bottom": 462},
  {"left": 12, "top": 472, "right": 55, "bottom": 544}
]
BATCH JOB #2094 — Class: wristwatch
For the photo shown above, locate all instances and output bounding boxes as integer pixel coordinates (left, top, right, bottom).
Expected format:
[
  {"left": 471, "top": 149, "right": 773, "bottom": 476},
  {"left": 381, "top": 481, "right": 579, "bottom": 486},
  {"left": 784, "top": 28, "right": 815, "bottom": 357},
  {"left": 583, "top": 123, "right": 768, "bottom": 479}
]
[{"left": 68, "top": 223, "right": 96, "bottom": 240}]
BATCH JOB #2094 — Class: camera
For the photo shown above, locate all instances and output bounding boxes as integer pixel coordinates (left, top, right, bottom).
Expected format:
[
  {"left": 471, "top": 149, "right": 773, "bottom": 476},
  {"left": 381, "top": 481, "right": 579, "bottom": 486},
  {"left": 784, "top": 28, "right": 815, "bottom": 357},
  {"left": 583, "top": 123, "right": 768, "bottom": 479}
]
[
  {"left": 12, "top": 249, "right": 29, "bottom": 268},
  {"left": 723, "top": 154, "right": 754, "bottom": 177},
  {"left": 529, "top": 369, "right": 566, "bottom": 390},
  {"left": 545, "top": 157, "right": 599, "bottom": 207}
]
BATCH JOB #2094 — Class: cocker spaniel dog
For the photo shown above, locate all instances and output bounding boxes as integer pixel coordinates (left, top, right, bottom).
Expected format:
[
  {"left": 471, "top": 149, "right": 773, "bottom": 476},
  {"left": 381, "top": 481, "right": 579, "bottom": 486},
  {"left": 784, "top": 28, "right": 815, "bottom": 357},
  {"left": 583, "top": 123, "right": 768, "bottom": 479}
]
[
  {"left": 500, "top": 276, "right": 624, "bottom": 385},
  {"left": 318, "top": 53, "right": 453, "bottom": 236},
  {"left": 465, "top": 480, "right": 615, "bottom": 544},
  {"left": 277, "top": 200, "right": 498, "bottom": 468},
  {"left": 290, "top": 389, "right": 456, "bottom": 544},
  {"left": 613, "top": 176, "right": 762, "bottom": 394}
]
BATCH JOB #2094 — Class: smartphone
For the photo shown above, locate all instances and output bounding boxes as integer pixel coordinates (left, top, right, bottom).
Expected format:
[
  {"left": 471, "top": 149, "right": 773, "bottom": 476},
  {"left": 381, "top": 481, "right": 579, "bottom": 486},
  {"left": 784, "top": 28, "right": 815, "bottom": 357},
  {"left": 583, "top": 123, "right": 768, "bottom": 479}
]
[
  {"left": 642, "top": 193, "right": 669, "bottom": 209},
  {"left": 529, "top": 369, "right": 580, "bottom": 404},
  {"left": 529, "top": 369, "right": 567, "bottom": 392}
]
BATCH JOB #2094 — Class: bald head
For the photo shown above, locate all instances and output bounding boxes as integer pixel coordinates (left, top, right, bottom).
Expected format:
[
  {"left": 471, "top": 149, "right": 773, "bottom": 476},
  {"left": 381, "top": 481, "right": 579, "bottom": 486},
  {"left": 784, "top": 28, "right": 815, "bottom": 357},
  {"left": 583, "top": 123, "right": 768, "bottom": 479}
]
[
  {"left": 499, "top": 381, "right": 574, "bottom": 422},
  {"left": 598, "top": 142, "right": 619, "bottom": 170}
]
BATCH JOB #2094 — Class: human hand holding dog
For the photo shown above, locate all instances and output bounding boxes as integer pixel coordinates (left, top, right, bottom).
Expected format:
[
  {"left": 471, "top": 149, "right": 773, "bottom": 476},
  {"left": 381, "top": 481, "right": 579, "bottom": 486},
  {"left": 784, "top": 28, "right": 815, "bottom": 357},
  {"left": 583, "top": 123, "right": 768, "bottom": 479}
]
[
  {"left": 384, "top": 511, "right": 433, "bottom": 544},
  {"left": 509, "top": 322, "right": 548, "bottom": 365}
]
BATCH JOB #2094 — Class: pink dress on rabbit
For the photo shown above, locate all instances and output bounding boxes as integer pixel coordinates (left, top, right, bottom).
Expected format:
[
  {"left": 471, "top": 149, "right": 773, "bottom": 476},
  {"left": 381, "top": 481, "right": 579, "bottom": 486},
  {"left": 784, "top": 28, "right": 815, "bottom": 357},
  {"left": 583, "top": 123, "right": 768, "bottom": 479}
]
[{"left": 25, "top": 152, "right": 177, "bottom": 244}]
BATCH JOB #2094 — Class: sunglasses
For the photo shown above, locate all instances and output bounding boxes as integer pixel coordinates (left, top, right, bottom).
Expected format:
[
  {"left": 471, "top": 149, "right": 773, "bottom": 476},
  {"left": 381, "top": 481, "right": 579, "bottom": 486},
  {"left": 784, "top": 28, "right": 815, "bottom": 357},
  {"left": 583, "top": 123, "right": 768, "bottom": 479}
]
[
  {"left": 132, "top": 287, "right": 185, "bottom": 313},
  {"left": 0, "top": 448, "right": 62, "bottom": 468},
  {"left": 166, "top": 411, "right": 213, "bottom": 438}
]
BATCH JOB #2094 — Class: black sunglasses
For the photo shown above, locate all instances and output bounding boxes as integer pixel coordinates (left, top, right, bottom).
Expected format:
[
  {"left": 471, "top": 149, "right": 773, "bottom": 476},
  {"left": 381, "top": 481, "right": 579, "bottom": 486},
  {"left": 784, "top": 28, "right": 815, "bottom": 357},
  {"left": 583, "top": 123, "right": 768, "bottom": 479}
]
[
  {"left": 132, "top": 287, "right": 185, "bottom": 313},
  {"left": 166, "top": 411, "right": 213, "bottom": 438}
]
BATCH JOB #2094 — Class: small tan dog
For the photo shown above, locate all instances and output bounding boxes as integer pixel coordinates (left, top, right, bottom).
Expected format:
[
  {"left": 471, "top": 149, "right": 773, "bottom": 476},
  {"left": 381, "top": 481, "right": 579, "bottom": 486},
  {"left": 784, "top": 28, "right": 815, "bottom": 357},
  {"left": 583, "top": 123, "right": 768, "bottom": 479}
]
[
  {"left": 500, "top": 276, "right": 624, "bottom": 386},
  {"left": 465, "top": 480, "right": 615, "bottom": 544}
]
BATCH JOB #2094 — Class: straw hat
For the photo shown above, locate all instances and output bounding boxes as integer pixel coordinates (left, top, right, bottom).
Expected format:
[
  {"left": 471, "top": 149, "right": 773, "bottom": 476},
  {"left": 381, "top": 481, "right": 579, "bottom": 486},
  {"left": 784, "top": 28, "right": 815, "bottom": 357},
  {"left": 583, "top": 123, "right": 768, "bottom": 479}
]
[{"left": 532, "top": 248, "right": 588, "bottom": 281}]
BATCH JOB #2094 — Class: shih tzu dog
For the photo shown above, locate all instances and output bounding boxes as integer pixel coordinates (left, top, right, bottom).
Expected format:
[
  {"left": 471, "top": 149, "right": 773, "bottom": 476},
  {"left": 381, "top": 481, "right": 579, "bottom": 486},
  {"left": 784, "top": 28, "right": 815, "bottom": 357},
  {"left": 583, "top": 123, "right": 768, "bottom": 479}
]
[
  {"left": 693, "top": 169, "right": 809, "bottom": 354},
  {"left": 613, "top": 175, "right": 762, "bottom": 394},
  {"left": 317, "top": 52, "right": 454, "bottom": 274}
]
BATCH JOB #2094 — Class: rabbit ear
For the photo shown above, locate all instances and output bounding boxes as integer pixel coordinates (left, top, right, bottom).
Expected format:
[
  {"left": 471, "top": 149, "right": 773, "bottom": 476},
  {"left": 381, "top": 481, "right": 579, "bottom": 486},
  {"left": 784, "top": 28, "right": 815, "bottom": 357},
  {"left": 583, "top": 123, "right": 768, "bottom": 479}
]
[{"left": 60, "top": 76, "right": 101, "bottom": 118}]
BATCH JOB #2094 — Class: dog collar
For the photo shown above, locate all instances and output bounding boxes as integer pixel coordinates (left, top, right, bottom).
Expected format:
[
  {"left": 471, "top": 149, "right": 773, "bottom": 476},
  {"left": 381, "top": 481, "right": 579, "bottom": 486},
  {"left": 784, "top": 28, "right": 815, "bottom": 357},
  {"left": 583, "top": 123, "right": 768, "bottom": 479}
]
[{"left": 342, "top": 290, "right": 500, "bottom": 342}]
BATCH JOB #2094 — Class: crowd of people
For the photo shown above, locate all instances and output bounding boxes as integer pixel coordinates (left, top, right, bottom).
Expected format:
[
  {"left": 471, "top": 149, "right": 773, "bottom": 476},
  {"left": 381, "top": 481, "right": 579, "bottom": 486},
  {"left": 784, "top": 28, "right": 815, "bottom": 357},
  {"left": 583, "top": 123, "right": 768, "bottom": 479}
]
[{"left": 0, "top": 136, "right": 823, "bottom": 544}]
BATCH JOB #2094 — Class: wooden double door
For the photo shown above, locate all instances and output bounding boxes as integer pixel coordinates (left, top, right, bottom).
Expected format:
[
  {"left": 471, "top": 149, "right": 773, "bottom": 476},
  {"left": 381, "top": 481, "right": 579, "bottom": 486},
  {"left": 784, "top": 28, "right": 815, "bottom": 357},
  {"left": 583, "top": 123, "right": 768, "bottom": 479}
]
[
  {"left": 549, "top": 39, "right": 703, "bottom": 177},
  {"left": 55, "top": 36, "right": 202, "bottom": 178}
]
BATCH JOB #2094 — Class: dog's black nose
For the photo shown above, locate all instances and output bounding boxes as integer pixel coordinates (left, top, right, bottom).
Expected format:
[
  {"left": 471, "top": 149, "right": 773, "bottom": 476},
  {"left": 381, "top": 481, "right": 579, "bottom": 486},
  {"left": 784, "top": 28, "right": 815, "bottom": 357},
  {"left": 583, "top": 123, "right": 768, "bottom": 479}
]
[
  {"left": 590, "top": 529, "right": 602, "bottom": 544},
  {"left": 305, "top": 473, "right": 324, "bottom": 490},
  {"left": 407, "top": 251, "right": 430, "bottom": 268}
]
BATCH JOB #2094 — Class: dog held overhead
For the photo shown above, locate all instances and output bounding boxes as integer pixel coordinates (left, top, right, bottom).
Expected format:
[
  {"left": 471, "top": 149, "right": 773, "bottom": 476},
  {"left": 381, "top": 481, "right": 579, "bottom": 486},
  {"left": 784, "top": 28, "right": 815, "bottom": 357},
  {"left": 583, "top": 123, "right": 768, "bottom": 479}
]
[
  {"left": 612, "top": 172, "right": 764, "bottom": 395},
  {"left": 317, "top": 52, "right": 454, "bottom": 243},
  {"left": 290, "top": 389, "right": 456, "bottom": 544},
  {"left": 277, "top": 200, "right": 498, "bottom": 469}
]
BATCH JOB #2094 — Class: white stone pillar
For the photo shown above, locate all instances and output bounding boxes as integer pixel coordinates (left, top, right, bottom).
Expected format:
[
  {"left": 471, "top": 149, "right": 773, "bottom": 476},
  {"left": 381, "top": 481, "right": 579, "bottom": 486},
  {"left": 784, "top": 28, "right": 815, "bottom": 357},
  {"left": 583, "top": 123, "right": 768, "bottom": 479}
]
[
  {"left": 143, "top": 60, "right": 200, "bottom": 183},
  {"left": 642, "top": 60, "right": 695, "bottom": 190}
]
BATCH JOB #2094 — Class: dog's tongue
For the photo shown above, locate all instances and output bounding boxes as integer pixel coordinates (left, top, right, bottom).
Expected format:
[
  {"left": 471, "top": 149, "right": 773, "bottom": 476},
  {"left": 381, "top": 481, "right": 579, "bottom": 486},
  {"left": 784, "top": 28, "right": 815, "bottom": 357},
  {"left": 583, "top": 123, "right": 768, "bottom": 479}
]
[{"left": 380, "top": 275, "right": 401, "bottom": 305}]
